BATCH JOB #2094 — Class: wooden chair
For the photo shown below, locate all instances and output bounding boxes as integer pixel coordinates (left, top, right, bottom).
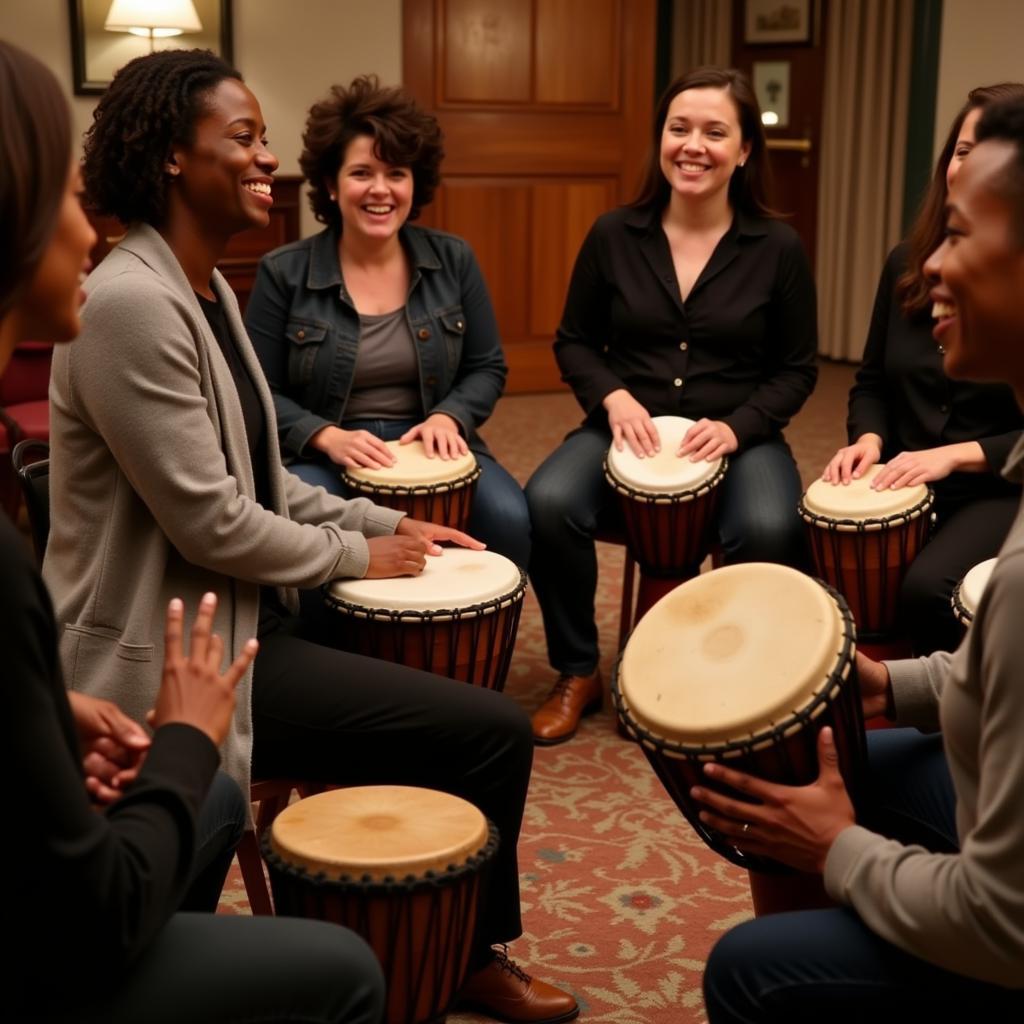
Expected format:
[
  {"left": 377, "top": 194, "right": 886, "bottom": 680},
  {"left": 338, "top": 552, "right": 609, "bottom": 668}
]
[{"left": 1, "top": 342, "right": 53, "bottom": 518}]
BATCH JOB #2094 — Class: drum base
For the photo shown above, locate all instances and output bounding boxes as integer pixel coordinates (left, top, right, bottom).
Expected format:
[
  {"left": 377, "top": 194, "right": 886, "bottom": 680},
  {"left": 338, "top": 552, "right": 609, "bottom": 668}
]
[{"left": 747, "top": 869, "right": 834, "bottom": 916}]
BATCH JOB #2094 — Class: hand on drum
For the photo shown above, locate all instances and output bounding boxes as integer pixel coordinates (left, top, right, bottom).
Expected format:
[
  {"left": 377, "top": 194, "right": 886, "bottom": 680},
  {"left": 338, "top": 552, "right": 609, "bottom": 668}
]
[
  {"left": 399, "top": 413, "right": 468, "bottom": 460},
  {"left": 690, "top": 727, "right": 856, "bottom": 874},
  {"left": 148, "top": 594, "right": 258, "bottom": 747},
  {"left": 68, "top": 692, "right": 152, "bottom": 806},
  {"left": 822, "top": 434, "right": 883, "bottom": 484},
  {"left": 603, "top": 389, "right": 660, "bottom": 458},
  {"left": 311, "top": 424, "right": 395, "bottom": 470},
  {"left": 678, "top": 419, "right": 738, "bottom": 462},
  {"left": 870, "top": 443, "right": 979, "bottom": 489},
  {"left": 395, "top": 516, "right": 485, "bottom": 557}
]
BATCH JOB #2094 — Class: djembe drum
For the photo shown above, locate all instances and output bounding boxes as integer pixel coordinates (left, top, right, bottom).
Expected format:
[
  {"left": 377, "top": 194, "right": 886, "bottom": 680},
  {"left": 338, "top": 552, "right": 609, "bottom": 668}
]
[
  {"left": 341, "top": 440, "right": 480, "bottom": 530},
  {"left": 604, "top": 415, "right": 727, "bottom": 623},
  {"left": 799, "top": 465, "right": 933, "bottom": 639},
  {"left": 325, "top": 548, "right": 526, "bottom": 690},
  {"left": 612, "top": 563, "right": 864, "bottom": 911},
  {"left": 263, "top": 786, "right": 499, "bottom": 1024},
  {"left": 952, "top": 556, "right": 997, "bottom": 627}
]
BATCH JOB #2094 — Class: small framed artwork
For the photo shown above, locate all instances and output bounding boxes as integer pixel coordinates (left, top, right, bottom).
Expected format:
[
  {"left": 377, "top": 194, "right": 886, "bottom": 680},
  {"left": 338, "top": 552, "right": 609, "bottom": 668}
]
[
  {"left": 744, "top": 0, "right": 812, "bottom": 46},
  {"left": 68, "top": 0, "right": 233, "bottom": 96},
  {"left": 753, "top": 61, "right": 790, "bottom": 128}
]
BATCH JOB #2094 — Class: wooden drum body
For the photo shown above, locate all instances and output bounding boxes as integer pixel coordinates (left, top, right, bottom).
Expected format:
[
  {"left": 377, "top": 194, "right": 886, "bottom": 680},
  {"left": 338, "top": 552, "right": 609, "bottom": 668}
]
[
  {"left": 263, "top": 786, "right": 499, "bottom": 1024},
  {"left": 612, "top": 563, "right": 864, "bottom": 874},
  {"left": 799, "top": 466, "right": 933, "bottom": 637},
  {"left": 952, "top": 556, "right": 997, "bottom": 626},
  {"left": 325, "top": 549, "right": 526, "bottom": 690},
  {"left": 342, "top": 440, "right": 480, "bottom": 530}
]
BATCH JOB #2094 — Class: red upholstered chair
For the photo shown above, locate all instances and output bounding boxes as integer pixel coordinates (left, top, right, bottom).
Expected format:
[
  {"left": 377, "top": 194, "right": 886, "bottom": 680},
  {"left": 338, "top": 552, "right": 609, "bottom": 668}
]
[{"left": 0, "top": 341, "right": 53, "bottom": 518}]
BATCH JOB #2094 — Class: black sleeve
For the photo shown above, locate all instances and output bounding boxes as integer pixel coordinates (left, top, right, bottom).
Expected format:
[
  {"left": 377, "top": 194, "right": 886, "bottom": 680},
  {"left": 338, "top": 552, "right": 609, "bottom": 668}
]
[
  {"left": 979, "top": 430, "right": 1024, "bottom": 474},
  {"left": 553, "top": 219, "right": 630, "bottom": 416},
  {"left": 5, "top": 519, "right": 219, "bottom": 981},
  {"left": 847, "top": 249, "right": 900, "bottom": 446}
]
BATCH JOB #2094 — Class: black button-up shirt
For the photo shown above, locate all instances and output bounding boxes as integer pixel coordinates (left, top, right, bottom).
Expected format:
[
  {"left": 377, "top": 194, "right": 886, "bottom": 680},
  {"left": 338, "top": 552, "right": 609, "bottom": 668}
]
[
  {"left": 553, "top": 204, "right": 818, "bottom": 449},
  {"left": 847, "top": 245, "right": 1022, "bottom": 499}
]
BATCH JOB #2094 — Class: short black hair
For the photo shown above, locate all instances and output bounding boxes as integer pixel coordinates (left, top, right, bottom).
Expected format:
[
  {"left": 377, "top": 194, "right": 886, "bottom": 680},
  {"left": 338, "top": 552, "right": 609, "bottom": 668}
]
[
  {"left": 82, "top": 48, "right": 242, "bottom": 226},
  {"left": 300, "top": 75, "right": 443, "bottom": 231},
  {"left": 975, "top": 97, "right": 1024, "bottom": 247}
]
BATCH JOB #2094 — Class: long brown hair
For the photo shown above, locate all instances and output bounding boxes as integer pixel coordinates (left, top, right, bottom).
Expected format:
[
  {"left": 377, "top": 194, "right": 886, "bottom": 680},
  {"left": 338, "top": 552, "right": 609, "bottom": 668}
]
[
  {"left": 897, "top": 82, "right": 1024, "bottom": 315},
  {"left": 0, "top": 40, "right": 71, "bottom": 318},
  {"left": 630, "top": 66, "right": 775, "bottom": 218}
]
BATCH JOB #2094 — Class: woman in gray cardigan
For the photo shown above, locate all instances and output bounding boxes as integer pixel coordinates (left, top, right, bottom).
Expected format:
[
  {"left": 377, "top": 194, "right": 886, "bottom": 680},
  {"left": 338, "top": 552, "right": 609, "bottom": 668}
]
[{"left": 43, "top": 48, "right": 577, "bottom": 1024}]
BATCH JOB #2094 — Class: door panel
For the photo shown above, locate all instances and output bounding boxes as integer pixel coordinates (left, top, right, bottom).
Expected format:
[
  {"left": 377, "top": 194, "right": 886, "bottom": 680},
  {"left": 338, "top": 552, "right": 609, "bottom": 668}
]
[{"left": 405, "top": 0, "right": 656, "bottom": 392}]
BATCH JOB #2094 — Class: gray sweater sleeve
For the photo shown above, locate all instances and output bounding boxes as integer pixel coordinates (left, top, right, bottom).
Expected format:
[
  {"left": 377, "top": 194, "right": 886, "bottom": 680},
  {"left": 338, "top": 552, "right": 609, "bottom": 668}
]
[
  {"left": 68, "top": 273, "right": 392, "bottom": 587},
  {"left": 825, "top": 553, "right": 1024, "bottom": 988}
]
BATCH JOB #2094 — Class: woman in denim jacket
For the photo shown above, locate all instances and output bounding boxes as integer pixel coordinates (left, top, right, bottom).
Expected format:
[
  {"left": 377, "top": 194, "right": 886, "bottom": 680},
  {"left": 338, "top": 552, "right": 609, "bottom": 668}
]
[{"left": 246, "top": 76, "right": 530, "bottom": 567}]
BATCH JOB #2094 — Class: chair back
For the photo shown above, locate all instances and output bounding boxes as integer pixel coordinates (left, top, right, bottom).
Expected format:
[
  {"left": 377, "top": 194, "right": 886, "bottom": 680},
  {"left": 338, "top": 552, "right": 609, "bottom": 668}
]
[{"left": 11, "top": 439, "right": 49, "bottom": 564}]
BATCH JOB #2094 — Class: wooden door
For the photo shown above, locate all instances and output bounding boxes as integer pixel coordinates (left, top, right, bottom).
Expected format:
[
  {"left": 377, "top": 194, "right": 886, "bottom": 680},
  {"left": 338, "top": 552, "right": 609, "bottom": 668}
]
[
  {"left": 404, "top": 0, "right": 657, "bottom": 392},
  {"left": 731, "top": 0, "right": 828, "bottom": 269}
]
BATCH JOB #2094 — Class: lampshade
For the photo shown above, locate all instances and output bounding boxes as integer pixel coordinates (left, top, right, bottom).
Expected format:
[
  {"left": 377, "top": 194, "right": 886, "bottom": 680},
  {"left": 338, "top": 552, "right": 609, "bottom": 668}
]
[{"left": 104, "top": 0, "right": 203, "bottom": 37}]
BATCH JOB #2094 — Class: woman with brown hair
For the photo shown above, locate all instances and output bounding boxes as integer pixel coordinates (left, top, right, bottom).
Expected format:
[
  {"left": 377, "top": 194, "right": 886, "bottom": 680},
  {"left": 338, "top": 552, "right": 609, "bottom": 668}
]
[
  {"left": 822, "top": 83, "right": 1024, "bottom": 655},
  {"left": 525, "top": 67, "right": 817, "bottom": 744},
  {"left": 0, "top": 38, "right": 384, "bottom": 1024},
  {"left": 245, "top": 75, "right": 530, "bottom": 568}
]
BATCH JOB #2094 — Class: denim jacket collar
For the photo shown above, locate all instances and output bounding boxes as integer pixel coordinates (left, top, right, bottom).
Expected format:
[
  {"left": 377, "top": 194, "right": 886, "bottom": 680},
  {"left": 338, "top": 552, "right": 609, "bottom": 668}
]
[{"left": 306, "top": 225, "right": 443, "bottom": 293}]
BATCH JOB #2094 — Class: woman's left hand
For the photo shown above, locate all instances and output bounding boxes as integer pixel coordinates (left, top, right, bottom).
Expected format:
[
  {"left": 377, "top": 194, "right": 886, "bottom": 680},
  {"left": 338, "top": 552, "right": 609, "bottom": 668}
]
[
  {"left": 871, "top": 443, "right": 982, "bottom": 489},
  {"left": 678, "top": 419, "right": 738, "bottom": 462},
  {"left": 68, "top": 692, "right": 152, "bottom": 805},
  {"left": 396, "top": 516, "right": 486, "bottom": 556},
  {"left": 399, "top": 414, "right": 469, "bottom": 459},
  {"left": 690, "top": 727, "right": 856, "bottom": 874}
]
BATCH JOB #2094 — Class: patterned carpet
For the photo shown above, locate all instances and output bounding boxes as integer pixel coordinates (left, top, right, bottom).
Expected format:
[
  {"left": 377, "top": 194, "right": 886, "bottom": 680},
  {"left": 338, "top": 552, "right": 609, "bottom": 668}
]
[{"left": 219, "top": 360, "right": 856, "bottom": 1024}]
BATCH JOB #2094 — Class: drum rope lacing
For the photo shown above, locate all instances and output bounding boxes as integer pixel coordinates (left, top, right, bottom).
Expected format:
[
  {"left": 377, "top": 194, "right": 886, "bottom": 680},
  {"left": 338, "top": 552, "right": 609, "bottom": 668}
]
[{"left": 343, "top": 463, "right": 482, "bottom": 497}]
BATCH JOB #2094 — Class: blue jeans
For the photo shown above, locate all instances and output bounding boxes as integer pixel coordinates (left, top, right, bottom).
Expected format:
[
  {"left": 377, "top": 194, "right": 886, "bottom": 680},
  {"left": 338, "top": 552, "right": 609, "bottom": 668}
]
[
  {"left": 524, "top": 426, "right": 808, "bottom": 675},
  {"left": 289, "top": 418, "right": 531, "bottom": 568},
  {"left": 703, "top": 729, "right": 1024, "bottom": 1022}
]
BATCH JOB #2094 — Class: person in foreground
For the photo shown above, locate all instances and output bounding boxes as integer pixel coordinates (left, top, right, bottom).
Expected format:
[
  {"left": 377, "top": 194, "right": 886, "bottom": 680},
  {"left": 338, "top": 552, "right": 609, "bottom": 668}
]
[
  {"left": 699, "top": 97, "right": 1024, "bottom": 1021},
  {"left": 245, "top": 75, "right": 530, "bottom": 568},
  {"left": 822, "top": 82, "right": 1024, "bottom": 656},
  {"left": 0, "top": 39, "right": 384, "bottom": 1024},
  {"left": 526, "top": 67, "right": 817, "bottom": 744},
  {"left": 41, "top": 48, "right": 576, "bottom": 1023}
]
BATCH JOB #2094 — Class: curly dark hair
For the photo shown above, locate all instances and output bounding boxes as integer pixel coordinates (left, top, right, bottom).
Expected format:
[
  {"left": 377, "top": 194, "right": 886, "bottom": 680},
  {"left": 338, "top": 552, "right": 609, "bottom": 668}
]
[
  {"left": 630, "top": 67, "right": 776, "bottom": 220},
  {"left": 82, "top": 48, "right": 242, "bottom": 226},
  {"left": 300, "top": 75, "right": 444, "bottom": 230},
  {"left": 976, "top": 97, "right": 1024, "bottom": 247},
  {"left": 896, "top": 82, "right": 1024, "bottom": 315},
  {"left": 0, "top": 40, "right": 71, "bottom": 318}
]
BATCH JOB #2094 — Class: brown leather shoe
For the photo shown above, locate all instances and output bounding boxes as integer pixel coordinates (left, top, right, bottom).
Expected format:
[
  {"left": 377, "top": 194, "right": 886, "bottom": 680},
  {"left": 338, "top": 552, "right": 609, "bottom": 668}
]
[
  {"left": 531, "top": 670, "right": 602, "bottom": 746},
  {"left": 456, "top": 946, "right": 579, "bottom": 1023}
]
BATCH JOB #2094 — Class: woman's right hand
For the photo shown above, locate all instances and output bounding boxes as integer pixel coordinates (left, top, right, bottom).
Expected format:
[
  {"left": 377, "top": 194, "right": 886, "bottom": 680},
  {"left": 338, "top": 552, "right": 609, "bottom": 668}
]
[
  {"left": 310, "top": 424, "right": 395, "bottom": 470},
  {"left": 856, "top": 651, "right": 893, "bottom": 721},
  {"left": 364, "top": 534, "right": 430, "bottom": 578},
  {"left": 603, "top": 389, "right": 660, "bottom": 458},
  {"left": 822, "top": 434, "right": 883, "bottom": 485},
  {"left": 150, "top": 594, "right": 258, "bottom": 747}
]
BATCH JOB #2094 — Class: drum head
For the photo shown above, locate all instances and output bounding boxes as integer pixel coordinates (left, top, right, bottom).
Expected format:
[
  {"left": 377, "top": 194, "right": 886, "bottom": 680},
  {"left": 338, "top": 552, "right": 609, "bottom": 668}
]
[
  {"left": 606, "top": 416, "right": 723, "bottom": 494},
  {"left": 269, "top": 786, "right": 489, "bottom": 880},
  {"left": 328, "top": 547, "right": 522, "bottom": 613},
  {"left": 619, "top": 563, "right": 845, "bottom": 745},
  {"left": 801, "top": 465, "right": 929, "bottom": 522},
  {"left": 960, "top": 557, "right": 997, "bottom": 617},
  {"left": 344, "top": 440, "right": 477, "bottom": 487}
]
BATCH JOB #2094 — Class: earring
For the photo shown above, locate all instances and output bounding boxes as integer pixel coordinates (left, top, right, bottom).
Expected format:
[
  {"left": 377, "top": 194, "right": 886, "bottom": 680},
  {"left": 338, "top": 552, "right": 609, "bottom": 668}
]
[
  {"left": 329, "top": 192, "right": 337, "bottom": 201},
  {"left": 166, "top": 165, "right": 180, "bottom": 177}
]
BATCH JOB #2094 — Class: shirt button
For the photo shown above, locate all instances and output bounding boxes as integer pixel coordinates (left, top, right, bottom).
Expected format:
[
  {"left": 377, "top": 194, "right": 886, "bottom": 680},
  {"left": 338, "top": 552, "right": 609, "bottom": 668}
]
[
  {"left": 940, "top": 404, "right": 950, "bottom": 414},
  {"left": 296, "top": 329, "right": 305, "bottom": 340},
  {"left": 679, "top": 342, "right": 688, "bottom": 351},
  {"left": 673, "top": 377, "right": 684, "bottom": 388},
  {"left": 418, "top": 328, "right": 431, "bottom": 340},
  {"left": 456, "top": 320, "right": 464, "bottom": 330}
]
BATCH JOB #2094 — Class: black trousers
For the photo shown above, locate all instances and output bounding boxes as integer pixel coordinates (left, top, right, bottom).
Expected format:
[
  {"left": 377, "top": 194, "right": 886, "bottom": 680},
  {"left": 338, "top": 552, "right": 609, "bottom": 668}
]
[
  {"left": 251, "top": 613, "right": 534, "bottom": 958},
  {"left": 901, "top": 491, "right": 1019, "bottom": 655}
]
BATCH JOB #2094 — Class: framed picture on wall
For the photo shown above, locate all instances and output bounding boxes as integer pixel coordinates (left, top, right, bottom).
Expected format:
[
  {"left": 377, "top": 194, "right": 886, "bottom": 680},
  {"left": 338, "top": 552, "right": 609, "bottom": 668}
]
[
  {"left": 744, "top": 0, "right": 812, "bottom": 46},
  {"left": 68, "top": 0, "right": 233, "bottom": 95}
]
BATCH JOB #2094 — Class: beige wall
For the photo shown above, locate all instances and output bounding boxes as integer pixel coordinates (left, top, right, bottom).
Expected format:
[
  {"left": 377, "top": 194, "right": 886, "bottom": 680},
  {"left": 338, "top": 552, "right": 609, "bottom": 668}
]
[
  {"left": 934, "top": 0, "right": 1024, "bottom": 156},
  {"left": 0, "top": 0, "right": 402, "bottom": 235}
]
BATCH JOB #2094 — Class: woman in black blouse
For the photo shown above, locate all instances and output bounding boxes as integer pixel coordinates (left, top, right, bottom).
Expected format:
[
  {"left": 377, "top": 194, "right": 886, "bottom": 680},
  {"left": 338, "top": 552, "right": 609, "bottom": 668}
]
[
  {"left": 526, "top": 67, "right": 818, "bottom": 745},
  {"left": 824, "top": 83, "right": 1024, "bottom": 656},
  {"left": 0, "top": 40, "right": 384, "bottom": 1024}
]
